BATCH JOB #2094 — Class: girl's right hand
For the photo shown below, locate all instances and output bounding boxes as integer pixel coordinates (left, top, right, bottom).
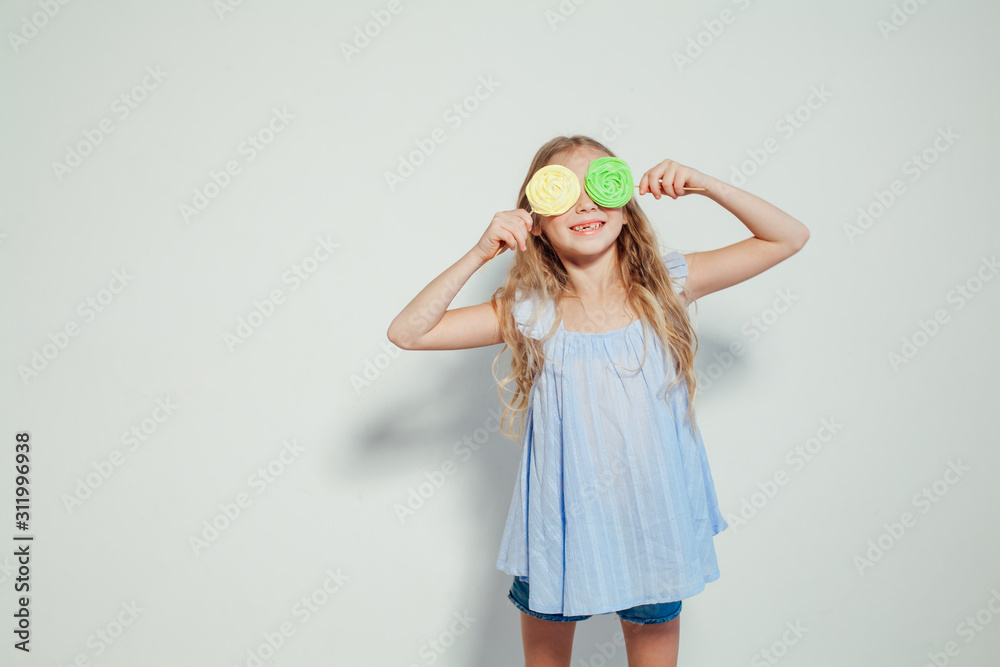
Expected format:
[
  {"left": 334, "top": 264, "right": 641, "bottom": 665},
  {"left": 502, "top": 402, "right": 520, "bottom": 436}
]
[{"left": 473, "top": 209, "right": 533, "bottom": 264}]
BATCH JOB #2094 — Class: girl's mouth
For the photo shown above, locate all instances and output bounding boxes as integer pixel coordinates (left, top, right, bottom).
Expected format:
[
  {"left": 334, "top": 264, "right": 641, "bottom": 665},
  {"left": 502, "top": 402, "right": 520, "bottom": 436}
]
[{"left": 570, "top": 221, "right": 605, "bottom": 235}]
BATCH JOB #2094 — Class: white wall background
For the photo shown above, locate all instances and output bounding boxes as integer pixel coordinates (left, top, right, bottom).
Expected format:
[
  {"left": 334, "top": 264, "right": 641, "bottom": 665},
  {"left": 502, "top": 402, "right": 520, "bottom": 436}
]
[{"left": 2, "top": 1, "right": 998, "bottom": 665}]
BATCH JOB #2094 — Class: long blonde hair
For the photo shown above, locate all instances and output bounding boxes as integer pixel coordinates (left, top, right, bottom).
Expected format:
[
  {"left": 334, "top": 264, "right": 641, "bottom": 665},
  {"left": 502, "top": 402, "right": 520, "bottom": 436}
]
[{"left": 490, "top": 135, "right": 701, "bottom": 443}]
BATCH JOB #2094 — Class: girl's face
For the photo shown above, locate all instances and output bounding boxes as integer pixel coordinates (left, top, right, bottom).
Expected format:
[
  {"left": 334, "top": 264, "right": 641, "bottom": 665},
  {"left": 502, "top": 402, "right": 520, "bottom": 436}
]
[{"left": 535, "top": 148, "right": 627, "bottom": 260}]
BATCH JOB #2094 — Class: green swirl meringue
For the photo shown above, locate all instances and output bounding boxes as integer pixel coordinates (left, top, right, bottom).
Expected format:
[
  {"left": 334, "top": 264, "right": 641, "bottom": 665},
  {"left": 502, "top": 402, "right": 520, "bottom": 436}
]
[
  {"left": 585, "top": 157, "right": 633, "bottom": 208},
  {"left": 526, "top": 164, "right": 581, "bottom": 216}
]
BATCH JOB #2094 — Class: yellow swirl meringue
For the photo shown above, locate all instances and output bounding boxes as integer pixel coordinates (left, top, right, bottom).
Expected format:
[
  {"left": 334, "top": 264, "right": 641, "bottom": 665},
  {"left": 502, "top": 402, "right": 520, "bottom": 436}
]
[{"left": 525, "top": 164, "right": 581, "bottom": 216}]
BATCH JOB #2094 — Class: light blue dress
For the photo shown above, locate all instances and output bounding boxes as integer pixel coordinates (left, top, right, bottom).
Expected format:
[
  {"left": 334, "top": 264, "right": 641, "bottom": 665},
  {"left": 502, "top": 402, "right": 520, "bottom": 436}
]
[{"left": 495, "top": 250, "right": 728, "bottom": 616}]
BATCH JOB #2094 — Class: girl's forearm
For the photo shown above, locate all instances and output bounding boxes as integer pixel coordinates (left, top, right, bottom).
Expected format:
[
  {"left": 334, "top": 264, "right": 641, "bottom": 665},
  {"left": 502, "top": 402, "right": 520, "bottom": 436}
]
[
  {"left": 387, "top": 248, "right": 486, "bottom": 348},
  {"left": 701, "top": 176, "right": 810, "bottom": 247}
]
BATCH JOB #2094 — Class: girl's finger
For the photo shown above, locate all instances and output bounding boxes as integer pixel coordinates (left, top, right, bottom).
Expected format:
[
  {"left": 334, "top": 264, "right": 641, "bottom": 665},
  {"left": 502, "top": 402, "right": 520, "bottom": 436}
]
[
  {"left": 663, "top": 169, "right": 677, "bottom": 199},
  {"left": 674, "top": 172, "right": 688, "bottom": 197},
  {"left": 501, "top": 228, "right": 519, "bottom": 252},
  {"left": 509, "top": 222, "right": 527, "bottom": 251},
  {"left": 658, "top": 172, "right": 670, "bottom": 198},
  {"left": 516, "top": 209, "right": 533, "bottom": 233},
  {"left": 505, "top": 215, "right": 526, "bottom": 246},
  {"left": 649, "top": 172, "right": 663, "bottom": 199}
]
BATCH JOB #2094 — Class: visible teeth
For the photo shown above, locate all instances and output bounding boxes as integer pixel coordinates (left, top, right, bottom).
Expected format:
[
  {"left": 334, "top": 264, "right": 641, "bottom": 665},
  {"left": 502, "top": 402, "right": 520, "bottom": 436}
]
[{"left": 572, "top": 222, "right": 602, "bottom": 231}]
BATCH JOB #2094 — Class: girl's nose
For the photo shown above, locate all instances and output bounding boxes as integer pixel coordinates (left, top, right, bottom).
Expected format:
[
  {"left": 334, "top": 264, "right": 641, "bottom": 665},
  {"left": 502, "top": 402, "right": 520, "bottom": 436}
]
[{"left": 575, "top": 189, "right": 597, "bottom": 211}]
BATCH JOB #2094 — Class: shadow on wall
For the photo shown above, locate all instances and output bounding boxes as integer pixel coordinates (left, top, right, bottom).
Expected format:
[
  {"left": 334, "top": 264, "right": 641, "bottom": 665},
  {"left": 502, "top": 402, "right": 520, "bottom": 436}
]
[{"left": 346, "top": 340, "right": 526, "bottom": 665}]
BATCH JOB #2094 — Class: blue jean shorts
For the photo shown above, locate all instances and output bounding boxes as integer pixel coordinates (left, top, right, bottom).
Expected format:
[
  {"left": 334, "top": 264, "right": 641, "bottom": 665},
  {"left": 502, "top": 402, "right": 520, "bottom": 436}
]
[{"left": 507, "top": 576, "right": 682, "bottom": 624}]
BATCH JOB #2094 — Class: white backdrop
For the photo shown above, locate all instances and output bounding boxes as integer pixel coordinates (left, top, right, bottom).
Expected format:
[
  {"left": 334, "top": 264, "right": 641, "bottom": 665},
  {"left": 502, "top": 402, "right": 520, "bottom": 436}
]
[{"left": 2, "top": 1, "right": 999, "bottom": 665}]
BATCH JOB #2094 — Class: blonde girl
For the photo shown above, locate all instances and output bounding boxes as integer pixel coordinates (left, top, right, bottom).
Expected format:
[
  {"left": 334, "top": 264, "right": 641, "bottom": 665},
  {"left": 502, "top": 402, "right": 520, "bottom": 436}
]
[{"left": 388, "top": 135, "right": 809, "bottom": 667}]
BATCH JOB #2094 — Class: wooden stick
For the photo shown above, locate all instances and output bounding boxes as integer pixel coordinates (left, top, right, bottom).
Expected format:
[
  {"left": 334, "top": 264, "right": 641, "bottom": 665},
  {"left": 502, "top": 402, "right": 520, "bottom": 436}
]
[{"left": 477, "top": 245, "right": 505, "bottom": 274}]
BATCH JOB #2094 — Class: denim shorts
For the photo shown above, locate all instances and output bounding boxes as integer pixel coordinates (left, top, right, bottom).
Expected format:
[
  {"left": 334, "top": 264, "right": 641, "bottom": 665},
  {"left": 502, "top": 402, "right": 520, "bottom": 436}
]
[{"left": 507, "top": 576, "right": 682, "bottom": 624}]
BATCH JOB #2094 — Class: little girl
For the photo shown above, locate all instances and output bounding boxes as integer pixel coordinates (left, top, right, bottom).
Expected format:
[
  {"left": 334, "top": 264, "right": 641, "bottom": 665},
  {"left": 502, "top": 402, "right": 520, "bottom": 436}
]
[{"left": 387, "top": 135, "right": 809, "bottom": 666}]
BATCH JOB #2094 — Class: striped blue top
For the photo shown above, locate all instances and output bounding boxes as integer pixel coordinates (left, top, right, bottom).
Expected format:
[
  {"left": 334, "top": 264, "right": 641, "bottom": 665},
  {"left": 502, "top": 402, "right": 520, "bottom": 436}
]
[{"left": 495, "top": 250, "right": 728, "bottom": 616}]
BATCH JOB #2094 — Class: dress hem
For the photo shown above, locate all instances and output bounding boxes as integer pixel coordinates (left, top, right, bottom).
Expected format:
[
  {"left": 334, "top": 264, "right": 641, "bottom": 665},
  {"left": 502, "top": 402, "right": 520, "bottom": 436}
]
[{"left": 496, "top": 562, "right": 722, "bottom": 617}]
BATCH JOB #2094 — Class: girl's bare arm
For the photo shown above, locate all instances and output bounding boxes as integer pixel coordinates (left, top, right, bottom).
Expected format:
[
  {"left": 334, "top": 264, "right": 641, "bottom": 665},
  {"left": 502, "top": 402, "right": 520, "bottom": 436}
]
[
  {"left": 684, "top": 177, "right": 810, "bottom": 303},
  {"left": 639, "top": 160, "right": 809, "bottom": 304},
  {"left": 387, "top": 209, "right": 533, "bottom": 350},
  {"left": 386, "top": 249, "right": 503, "bottom": 350}
]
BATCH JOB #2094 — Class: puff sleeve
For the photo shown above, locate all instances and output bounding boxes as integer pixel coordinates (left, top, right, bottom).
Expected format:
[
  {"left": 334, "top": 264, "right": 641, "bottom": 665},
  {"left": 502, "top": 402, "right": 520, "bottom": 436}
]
[
  {"left": 662, "top": 250, "right": 688, "bottom": 296},
  {"left": 512, "top": 288, "right": 557, "bottom": 340}
]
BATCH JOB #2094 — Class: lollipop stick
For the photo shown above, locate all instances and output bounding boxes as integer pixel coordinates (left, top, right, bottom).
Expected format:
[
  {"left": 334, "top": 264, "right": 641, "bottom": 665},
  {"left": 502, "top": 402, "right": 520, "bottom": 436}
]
[{"left": 477, "top": 245, "right": 504, "bottom": 274}]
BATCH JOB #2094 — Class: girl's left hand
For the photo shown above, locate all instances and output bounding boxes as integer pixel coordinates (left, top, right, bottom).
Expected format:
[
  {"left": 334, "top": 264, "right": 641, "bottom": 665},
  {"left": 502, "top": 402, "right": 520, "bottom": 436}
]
[{"left": 638, "top": 159, "right": 712, "bottom": 200}]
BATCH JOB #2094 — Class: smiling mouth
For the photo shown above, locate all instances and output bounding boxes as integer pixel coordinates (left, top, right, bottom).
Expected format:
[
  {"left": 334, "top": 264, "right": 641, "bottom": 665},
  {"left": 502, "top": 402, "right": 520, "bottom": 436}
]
[{"left": 570, "top": 221, "right": 605, "bottom": 232}]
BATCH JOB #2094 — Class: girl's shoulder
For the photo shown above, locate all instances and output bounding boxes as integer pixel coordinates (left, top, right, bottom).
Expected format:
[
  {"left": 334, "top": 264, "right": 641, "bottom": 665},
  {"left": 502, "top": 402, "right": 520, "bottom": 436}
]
[{"left": 512, "top": 288, "right": 558, "bottom": 340}]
